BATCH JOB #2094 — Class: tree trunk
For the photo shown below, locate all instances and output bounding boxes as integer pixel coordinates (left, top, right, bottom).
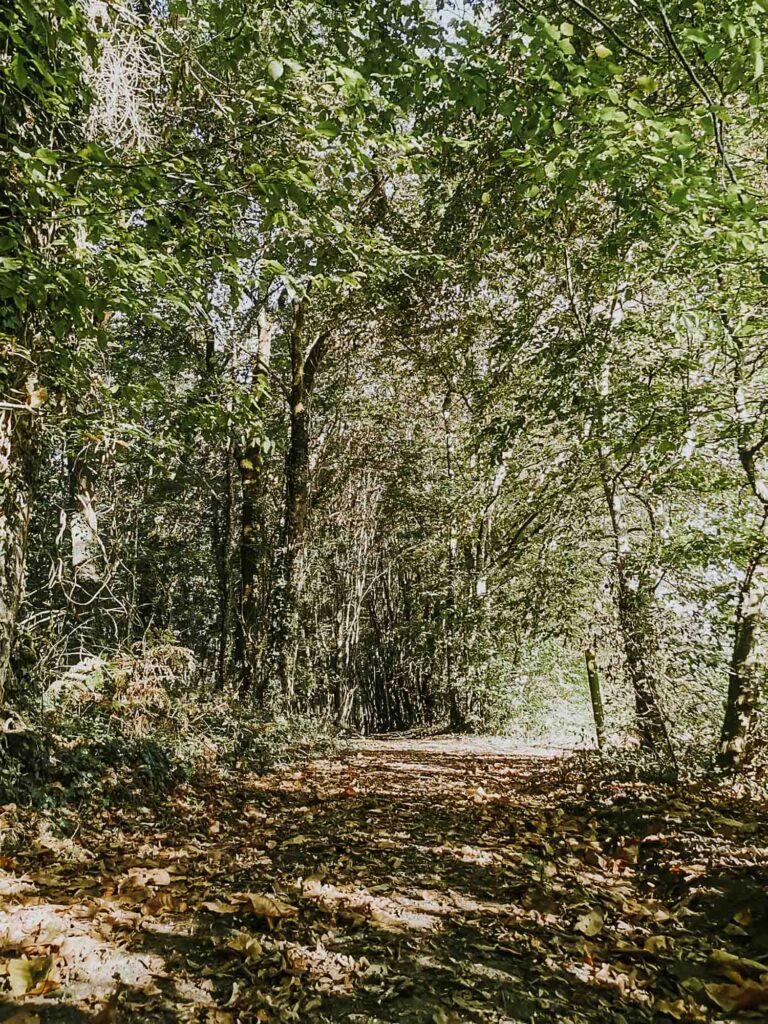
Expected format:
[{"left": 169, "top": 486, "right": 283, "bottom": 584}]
[
  {"left": 62, "top": 445, "right": 104, "bottom": 649},
  {"left": 267, "top": 382, "right": 309, "bottom": 710},
  {"left": 265, "top": 305, "right": 329, "bottom": 712},
  {"left": 585, "top": 647, "right": 605, "bottom": 749},
  {"left": 442, "top": 389, "right": 469, "bottom": 732},
  {"left": 718, "top": 554, "right": 767, "bottom": 770},
  {"left": 235, "top": 310, "right": 272, "bottom": 691},
  {"left": 214, "top": 439, "right": 237, "bottom": 689},
  {"left": 718, "top": 306, "right": 768, "bottom": 771},
  {"left": 602, "top": 475, "right": 670, "bottom": 753},
  {"left": 614, "top": 566, "right": 671, "bottom": 751},
  {"left": 0, "top": 404, "right": 34, "bottom": 703}
]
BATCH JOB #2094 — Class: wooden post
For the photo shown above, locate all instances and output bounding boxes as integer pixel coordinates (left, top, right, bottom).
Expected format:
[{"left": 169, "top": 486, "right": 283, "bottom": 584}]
[{"left": 585, "top": 648, "right": 605, "bottom": 749}]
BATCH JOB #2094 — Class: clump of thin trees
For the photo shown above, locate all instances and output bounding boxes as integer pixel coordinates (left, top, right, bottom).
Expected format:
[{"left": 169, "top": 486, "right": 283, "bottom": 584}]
[{"left": 2, "top": 0, "right": 767, "bottom": 772}]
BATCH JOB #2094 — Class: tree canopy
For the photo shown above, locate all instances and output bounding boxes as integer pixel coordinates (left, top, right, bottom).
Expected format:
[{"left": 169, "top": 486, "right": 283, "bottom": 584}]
[{"left": 3, "top": 0, "right": 768, "bottom": 767}]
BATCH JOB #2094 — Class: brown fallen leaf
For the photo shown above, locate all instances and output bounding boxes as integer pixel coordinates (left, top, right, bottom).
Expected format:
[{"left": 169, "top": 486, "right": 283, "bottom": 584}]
[
  {"left": 449, "top": 890, "right": 481, "bottom": 913},
  {"left": 708, "top": 948, "right": 768, "bottom": 977},
  {"left": 144, "top": 892, "right": 185, "bottom": 916},
  {"left": 103, "top": 907, "right": 142, "bottom": 931},
  {"left": 201, "top": 899, "right": 239, "bottom": 914},
  {"left": 7, "top": 955, "right": 58, "bottom": 997},
  {"left": 226, "top": 932, "right": 263, "bottom": 958},
  {"left": 237, "top": 892, "right": 298, "bottom": 918},
  {"left": 616, "top": 843, "right": 639, "bottom": 865},
  {"left": 574, "top": 908, "right": 603, "bottom": 937},
  {"left": 124, "top": 867, "right": 172, "bottom": 888},
  {"left": 655, "top": 999, "right": 698, "bottom": 1020},
  {"left": 705, "top": 980, "right": 768, "bottom": 1012}
]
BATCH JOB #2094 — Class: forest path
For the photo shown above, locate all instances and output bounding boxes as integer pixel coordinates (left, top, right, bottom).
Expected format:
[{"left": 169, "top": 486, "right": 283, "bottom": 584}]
[{"left": 2, "top": 739, "right": 768, "bottom": 1023}]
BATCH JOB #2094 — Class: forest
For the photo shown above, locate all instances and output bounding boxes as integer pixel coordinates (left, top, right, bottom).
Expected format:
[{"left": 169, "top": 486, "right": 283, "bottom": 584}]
[{"left": 2, "top": 0, "right": 768, "bottom": 1021}]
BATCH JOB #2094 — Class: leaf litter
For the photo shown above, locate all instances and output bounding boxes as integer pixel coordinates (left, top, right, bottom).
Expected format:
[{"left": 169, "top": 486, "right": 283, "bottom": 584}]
[{"left": 0, "top": 737, "right": 766, "bottom": 1022}]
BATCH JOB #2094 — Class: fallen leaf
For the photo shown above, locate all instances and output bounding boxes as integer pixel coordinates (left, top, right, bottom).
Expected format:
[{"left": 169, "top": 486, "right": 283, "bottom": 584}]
[
  {"left": 201, "top": 900, "right": 239, "bottom": 914},
  {"left": 8, "top": 956, "right": 58, "bottom": 997},
  {"left": 124, "top": 867, "right": 172, "bottom": 888},
  {"left": 144, "top": 892, "right": 185, "bottom": 916},
  {"left": 708, "top": 948, "right": 768, "bottom": 976},
  {"left": 656, "top": 998, "right": 705, "bottom": 1021},
  {"left": 237, "top": 892, "right": 298, "bottom": 918},
  {"left": 712, "top": 815, "right": 757, "bottom": 832},
  {"left": 226, "top": 932, "right": 263, "bottom": 958},
  {"left": 705, "top": 980, "right": 768, "bottom": 1012},
  {"left": 616, "top": 842, "right": 639, "bottom": 865},
  {"left": 449, "top": 890, "right": 481, "bottom": 913},
  {"left": 574, "top": 908, "right": 603, "bottom": 937}
]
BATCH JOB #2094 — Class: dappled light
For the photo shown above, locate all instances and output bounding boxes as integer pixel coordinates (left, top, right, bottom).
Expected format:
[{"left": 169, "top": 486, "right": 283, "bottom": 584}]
[
  {"left": 4, "top": 0, "right": 768, "bottom": 1019},
  {"left": 0, "top": 740, "right": 766, "bottom": 1020}
]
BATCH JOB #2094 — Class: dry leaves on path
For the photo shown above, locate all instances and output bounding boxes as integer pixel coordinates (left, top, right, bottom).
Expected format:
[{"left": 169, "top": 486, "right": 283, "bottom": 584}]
[{"left": 0, "top": 738, "right": 766, "bottom": 1023}]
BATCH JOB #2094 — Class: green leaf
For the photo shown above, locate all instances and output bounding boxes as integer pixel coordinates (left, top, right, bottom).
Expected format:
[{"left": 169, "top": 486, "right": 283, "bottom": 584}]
[
  {"left": 11, "top": 54, "right": 28, "bottom": 88},
  {"left": 316, "top": 119, "right": 341, "bottom": 138},
  {"left": 541, "top": 20, "right": 560, "bottom": 42},
  {"left": 636, "top": 75, "right": 658, "bottom": 93},
  {"left": 78, "top": 142, "right": 108, "bottom": 162},
  {"left": 597, "top": 106, "right": 627, "bottom": 123},
  {"left": 594, "top": 44, "right": 612, "bottom": 59},
  {"left": 683, "top": 28, "right": 710, "bottom": 46},
  {"left": 750, "top": 38, "right": 764, "bottom": 79},
  {"left": 34, "top": 147, "right": 59, "bottom": 165},
  {"left": 339, "top": 66, "right": 365, "bottom": 86},
  {"left": 259, "top": 259, "right": 286, "bottom": 276},
  {"left": 267, "top": 59, "right": 284, "bottom": 81}
]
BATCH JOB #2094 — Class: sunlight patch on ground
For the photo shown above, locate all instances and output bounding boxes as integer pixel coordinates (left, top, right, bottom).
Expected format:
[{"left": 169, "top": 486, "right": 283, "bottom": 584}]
[
  {"left": 302, "top": 879, "right": 446, "bottom": 932},
  {"left": 424, "top": 841, "right": 505, "bottom": 869},
  {"left": 0, "top": 898, "right": 168, "bottom": 1007},
  {"left": 0, "top": 875, "right": 35, "bottom": 899},
  {"left": 357, "top": 737, "right": 573, "bottom": 759}
]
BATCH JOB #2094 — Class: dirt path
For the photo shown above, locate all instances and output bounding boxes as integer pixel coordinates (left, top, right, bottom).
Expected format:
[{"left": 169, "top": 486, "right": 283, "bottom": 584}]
[{"left": 1, "top": 740, "right": 767, "bottom": 1023}]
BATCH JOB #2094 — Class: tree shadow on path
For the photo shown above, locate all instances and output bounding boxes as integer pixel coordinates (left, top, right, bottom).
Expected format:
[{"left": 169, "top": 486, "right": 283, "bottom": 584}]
[{"left": 2, "top": 738, "right": 768, "bottom": 1022}]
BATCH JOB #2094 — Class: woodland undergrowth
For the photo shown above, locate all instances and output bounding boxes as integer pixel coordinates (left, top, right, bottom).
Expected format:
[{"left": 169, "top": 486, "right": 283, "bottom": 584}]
[{"left": 0, "top": 642, "right": 340, "bottom": 817}]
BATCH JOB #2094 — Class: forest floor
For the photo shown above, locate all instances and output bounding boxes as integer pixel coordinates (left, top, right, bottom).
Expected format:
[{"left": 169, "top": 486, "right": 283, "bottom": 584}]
[{"left": 0, "top": 737, "right": 767, "bottom": 1023}]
